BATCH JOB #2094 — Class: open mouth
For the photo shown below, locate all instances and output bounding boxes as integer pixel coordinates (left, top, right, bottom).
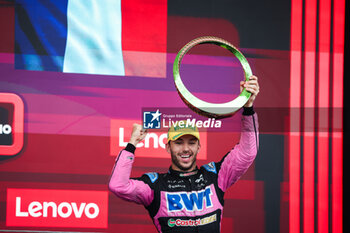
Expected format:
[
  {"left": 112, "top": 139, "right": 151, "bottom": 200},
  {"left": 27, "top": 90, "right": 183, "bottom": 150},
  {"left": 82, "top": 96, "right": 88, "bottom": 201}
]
[
  {"left": 180, "top": 153, "right": 192, "bottom": 158},
  {"left": 179, "top": 154, "right": 192, "bottom": 161}
]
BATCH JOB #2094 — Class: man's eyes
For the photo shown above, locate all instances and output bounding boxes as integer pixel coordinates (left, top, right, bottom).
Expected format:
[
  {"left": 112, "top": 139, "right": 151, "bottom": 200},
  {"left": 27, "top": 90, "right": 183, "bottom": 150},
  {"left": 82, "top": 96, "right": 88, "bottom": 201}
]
[{"left": 174, "top": 141, "right": 196, "bottom": 145}]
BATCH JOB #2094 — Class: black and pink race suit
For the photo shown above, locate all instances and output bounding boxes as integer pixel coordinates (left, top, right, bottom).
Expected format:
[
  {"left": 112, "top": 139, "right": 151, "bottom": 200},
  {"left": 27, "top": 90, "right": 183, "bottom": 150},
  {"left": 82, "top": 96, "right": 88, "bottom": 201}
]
[{"left": 109, "top": 113, "right": 259, "bottom": 233}]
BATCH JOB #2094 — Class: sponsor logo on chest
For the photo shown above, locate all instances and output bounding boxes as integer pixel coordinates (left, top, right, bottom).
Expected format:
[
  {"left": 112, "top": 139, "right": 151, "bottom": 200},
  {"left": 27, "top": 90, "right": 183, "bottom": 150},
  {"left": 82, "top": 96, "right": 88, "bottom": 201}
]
[
  {"left": 165, "top": 186, "right": 213, "bottom": 212},
  {"left": 168, "top": 213, "right": 217, "bottom": 227}
]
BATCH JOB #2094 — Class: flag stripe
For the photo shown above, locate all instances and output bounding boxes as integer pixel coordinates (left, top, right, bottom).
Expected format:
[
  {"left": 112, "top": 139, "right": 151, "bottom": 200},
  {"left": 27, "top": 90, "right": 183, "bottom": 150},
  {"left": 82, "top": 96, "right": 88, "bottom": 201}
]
[
  {"left": 63, "top": 0, "right": 125, "bottom": 76},
  {"left": 15, "top": 0, "right": 68, "bottom": 71},
  {"left": 121, "top": 0, "right": 167, "bottom": 52},
  {"left": 121, "top": 0, "right": 167, "bottom": 77}
]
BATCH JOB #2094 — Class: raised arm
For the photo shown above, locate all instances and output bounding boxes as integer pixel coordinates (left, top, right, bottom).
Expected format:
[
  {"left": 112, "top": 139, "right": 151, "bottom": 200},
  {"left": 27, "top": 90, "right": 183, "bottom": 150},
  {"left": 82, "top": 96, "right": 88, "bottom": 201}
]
[
  {"left": 217, "top": 110, "right": 259, "bottom": 192},
  {"left": 217, "top": 75, "right": 260, "bottom": 192},
  {"left": 108, "top": 124, "right": 153, "bottom": 206}
]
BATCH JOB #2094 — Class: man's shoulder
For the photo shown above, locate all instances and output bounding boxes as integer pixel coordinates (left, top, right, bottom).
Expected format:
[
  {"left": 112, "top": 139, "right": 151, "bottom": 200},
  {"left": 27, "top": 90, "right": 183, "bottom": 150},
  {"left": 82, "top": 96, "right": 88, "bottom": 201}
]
[
  {"left": 143, "top": 172, "right": 159, "bottom": 183},
  {"left": 200, "top": 161, "right": 219, "bottom": 175},
  {"left": 134, "top": 171, "right": 168, "bottom": 185}
]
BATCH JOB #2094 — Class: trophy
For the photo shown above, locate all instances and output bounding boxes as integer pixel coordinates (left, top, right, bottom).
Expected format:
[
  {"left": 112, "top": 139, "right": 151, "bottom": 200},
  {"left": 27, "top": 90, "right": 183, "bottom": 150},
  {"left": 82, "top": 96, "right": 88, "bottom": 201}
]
[{"left": 173, "top": 36, "right": 252, "bottom": 119}]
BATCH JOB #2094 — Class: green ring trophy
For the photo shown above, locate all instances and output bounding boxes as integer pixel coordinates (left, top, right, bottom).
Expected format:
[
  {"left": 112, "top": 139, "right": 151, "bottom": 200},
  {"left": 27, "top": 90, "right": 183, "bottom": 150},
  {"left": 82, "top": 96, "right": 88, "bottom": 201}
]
[{"left": 173, "top": 36, "right": 252, "bottom": 118}]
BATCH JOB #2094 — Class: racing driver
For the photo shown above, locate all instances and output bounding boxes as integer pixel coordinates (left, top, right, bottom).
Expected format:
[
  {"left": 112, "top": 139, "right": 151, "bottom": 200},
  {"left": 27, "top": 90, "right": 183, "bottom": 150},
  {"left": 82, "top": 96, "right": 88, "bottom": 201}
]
[{"left": 109, "top": 75, "right": 260, "bottom": 233}]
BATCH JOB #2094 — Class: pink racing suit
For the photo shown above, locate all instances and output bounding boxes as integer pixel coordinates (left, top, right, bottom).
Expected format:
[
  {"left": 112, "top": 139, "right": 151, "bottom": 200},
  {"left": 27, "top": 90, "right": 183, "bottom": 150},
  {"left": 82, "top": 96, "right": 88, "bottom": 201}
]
[{"left": 109, "top": 111, "right": 259, "bottom": 233}]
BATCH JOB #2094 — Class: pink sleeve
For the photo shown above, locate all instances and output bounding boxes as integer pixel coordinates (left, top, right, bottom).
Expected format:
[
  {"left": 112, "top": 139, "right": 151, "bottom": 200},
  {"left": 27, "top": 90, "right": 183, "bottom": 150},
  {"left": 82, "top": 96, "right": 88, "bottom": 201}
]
[
  {"left": 218, "top": 113, "right": 259, "bottom": 192},
  {"left": 108, "top": 150, "right": 153, "bottom": 206}
]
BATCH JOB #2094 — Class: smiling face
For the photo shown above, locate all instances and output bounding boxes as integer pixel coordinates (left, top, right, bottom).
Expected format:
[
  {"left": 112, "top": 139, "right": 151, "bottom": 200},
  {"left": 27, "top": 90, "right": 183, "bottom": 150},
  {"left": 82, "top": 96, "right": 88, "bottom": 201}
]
[{"left": 166, "top": 134, "right": 201, "bottom": 172}]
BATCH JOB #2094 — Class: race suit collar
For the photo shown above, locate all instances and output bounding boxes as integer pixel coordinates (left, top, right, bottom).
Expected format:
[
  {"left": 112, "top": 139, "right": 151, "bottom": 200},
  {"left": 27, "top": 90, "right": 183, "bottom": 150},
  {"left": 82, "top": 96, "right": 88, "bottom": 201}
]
[{"left": 168, "top": 166, "right": 199, "bottom": 177}]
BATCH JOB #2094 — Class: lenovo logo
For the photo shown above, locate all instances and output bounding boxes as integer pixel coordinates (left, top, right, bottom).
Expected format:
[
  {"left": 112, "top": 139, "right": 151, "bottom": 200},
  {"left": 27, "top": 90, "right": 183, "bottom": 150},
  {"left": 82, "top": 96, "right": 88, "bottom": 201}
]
[
  {"left": 15, "top": 197, "right": 99, "bottom": 218},
  {"left": 110, "top": 119, "right": 207, "bottom": 159},
  {"left": 7, "top": 189, "right": 108, "bottom": 228}
]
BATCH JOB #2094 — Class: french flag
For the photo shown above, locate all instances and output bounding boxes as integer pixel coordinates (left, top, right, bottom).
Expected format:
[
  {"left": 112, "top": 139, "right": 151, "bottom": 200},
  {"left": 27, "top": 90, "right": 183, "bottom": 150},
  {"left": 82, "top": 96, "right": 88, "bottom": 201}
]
[{"left": 15, "top": 0, "right": 167, "bottom": 78}]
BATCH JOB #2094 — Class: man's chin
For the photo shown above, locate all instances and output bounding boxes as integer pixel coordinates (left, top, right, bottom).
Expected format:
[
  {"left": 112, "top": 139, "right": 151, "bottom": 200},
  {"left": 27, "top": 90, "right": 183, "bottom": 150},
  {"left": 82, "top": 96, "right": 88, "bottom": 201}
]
[
  {"left": 178, "top": 162, "right": 195, "bottom": 172},
  {"left": 171, "top": 153, "right": 197, "bottom": 172}
]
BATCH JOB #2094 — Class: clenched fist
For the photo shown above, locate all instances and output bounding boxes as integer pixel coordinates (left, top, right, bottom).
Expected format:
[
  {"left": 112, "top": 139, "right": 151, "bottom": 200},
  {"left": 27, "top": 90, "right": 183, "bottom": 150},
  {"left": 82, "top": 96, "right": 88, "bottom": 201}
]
[{"left": 129, "top": 124, "right": 148, "bottom": 146}]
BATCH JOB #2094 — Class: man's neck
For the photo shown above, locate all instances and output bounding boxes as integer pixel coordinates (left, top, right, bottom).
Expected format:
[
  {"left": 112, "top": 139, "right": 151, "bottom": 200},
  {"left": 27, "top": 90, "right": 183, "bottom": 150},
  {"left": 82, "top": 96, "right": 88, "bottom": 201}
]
[{"left": 171, "top": 164, "right": 197, "bottom": 173}]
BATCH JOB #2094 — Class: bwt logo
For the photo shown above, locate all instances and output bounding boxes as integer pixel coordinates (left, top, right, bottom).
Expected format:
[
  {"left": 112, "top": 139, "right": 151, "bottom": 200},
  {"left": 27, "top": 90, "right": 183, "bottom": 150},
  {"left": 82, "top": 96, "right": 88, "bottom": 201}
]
[
  {"left": 6, "top": 189, "right": 108, "bottom": 228},
  {"left": 0, "top": 93, "right": 24, "bottom": 156},
  {"left": 110, "top": 119, "right": 207, "bottom": 159},
  {"left": 143, "top": 109, "right": 162, "bottom": 129},
  {"left": 166, "top": 187, "right": 213, "bottom": 212}
]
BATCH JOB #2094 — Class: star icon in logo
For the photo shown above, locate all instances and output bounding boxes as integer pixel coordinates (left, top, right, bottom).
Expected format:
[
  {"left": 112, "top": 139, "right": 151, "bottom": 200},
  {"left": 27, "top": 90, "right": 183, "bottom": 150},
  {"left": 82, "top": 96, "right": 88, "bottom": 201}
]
[{"left": 150, "top": 109, "right": 162, "bottom": 122}]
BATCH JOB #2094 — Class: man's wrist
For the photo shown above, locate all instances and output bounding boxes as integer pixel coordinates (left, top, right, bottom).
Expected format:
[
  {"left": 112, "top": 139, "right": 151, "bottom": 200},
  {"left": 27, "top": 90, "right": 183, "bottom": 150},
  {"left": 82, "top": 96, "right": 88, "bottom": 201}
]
[
  {"left": 242, "top": 106, "right": 255, "bottom": 115},
  {"left": 125, "top": 143, "right": 136, "bottom": 153}
]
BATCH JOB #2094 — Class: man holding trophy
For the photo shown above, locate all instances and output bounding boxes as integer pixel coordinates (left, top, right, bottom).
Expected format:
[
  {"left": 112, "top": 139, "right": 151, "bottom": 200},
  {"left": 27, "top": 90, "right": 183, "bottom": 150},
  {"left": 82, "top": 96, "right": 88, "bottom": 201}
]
[{"left": 109, "top": 71, "right": 259, "bottom": 233}]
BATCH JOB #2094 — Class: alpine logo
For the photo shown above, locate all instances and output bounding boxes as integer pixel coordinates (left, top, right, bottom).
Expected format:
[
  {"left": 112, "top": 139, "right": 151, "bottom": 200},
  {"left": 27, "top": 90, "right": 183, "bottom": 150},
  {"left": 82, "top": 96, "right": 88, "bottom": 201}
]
[
  {"left": 6, "top": 189, "right": 108, "bottom": 228},
  {"left": 166, "top": 187, "right": 213, "bottom": 212},
  {"left": 203, "top": 162, "right": 217, "bottom": 174}
]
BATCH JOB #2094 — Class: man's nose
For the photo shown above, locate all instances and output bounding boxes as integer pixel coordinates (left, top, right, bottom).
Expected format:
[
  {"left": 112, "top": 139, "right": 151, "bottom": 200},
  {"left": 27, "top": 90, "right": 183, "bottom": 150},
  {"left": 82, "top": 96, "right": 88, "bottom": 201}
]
[{"left": 182, "top": 143, "right": 190, "bottom": 151}]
